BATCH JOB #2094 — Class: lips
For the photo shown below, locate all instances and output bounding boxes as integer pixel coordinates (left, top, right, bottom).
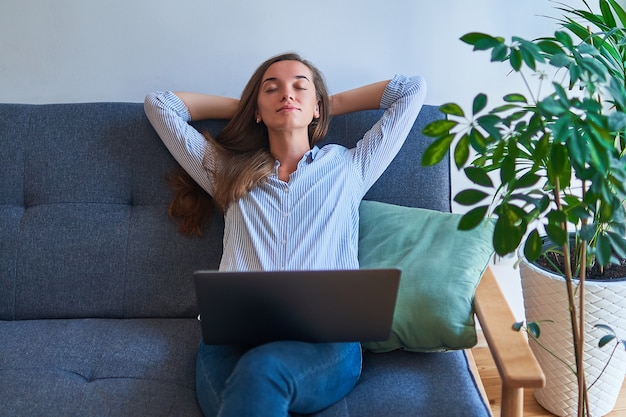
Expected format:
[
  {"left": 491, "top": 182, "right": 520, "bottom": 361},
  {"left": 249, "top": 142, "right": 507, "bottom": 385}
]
[{"left": 277, "top": 105, "right": 299, "bottom": 112}]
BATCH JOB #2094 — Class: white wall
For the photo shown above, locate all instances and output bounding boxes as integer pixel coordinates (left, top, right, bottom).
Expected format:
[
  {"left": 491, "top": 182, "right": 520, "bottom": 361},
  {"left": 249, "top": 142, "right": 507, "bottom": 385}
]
[
  {"left": 1, "top": 0, "right": 578, "bottom": 105},
  {"left": 0, "top": 0, "right": 599, "bottom": 319}
]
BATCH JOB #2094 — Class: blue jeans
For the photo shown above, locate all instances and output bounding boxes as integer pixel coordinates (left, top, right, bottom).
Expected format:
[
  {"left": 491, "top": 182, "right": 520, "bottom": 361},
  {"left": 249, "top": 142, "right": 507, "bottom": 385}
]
[{"left": 195, "top": 341, "right": 362, "bottom": 417}]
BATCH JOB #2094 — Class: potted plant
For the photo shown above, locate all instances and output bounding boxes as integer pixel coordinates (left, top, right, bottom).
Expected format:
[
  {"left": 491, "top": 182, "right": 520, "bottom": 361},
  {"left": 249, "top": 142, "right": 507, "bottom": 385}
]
[{"left": 421, "top": 1, "right": 626, "bottom": 416}]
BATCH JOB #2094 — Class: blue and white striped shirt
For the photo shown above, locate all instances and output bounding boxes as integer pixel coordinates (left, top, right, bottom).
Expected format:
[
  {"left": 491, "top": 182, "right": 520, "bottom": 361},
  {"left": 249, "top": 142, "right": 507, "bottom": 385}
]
[{"left": 144, "top": 74, "right": 426, "bottom": 272}]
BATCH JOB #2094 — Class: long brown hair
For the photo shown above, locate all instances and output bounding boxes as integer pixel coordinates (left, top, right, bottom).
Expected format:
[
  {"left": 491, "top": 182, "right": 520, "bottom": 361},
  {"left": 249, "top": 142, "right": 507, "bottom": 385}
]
[{"left": 168, "top": 52, "right": 330, "bottom": 236}]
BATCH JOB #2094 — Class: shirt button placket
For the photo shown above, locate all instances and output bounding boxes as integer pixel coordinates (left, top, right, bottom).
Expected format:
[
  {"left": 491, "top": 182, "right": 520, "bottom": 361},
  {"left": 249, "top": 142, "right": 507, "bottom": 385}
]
[{"left": 281, "top": 184, "right": 290, "bottom": 270}]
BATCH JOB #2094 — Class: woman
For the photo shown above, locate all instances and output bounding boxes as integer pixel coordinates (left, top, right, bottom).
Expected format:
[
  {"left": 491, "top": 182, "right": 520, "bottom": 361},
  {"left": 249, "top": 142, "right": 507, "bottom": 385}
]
[{"left": 145, "top": 52, "right": 426, "bottom": 417}]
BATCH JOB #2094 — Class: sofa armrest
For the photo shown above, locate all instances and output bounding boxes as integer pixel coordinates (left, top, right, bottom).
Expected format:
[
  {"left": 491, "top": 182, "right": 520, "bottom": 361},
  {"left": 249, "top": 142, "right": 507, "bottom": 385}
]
[{"left": 474, "top": 266, "right": 546, "bottom": 417}]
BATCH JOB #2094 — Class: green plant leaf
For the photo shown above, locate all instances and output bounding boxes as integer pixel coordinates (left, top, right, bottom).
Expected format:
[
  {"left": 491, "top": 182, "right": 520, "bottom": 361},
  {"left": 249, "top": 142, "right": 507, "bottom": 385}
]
[
  {"left": 493, "top": 205, "right": 524, "bottom": 255},
  {"left": 550, "top": 52, "right": 571, "bottom": 68},
  {"left": 477, "top": 115, "right": 503, "bottom": 140},
  {"left": 513, "top": 172, "right": 540, "bottom": 189},
  {"left": 469, "top": 128, "right": 488, "bottom": 153},
  {"left": 580, "top": 223, "right": 597, "bottom": 241},
  {"left": 545, "top": 223, "right": 568, "bottom": 246},
  {"left": 540, "top": 95, "right": 567, "bottom": 116},
  {"left": 460, "top": 32, "right": 489, "bottom": 45},
  {"left": 599, "top": 198, "right": 616, "bottom": 222},
  {"left": 608, "top": 112, "right": 626, "bottom": 131},
  {"left": 440, "top": 103, "right": 465, "bottom": 117},
  {"left": 553, "top": 82, "right": 570, "bottom": 105},
  {"left": 473, "top": 93, "right": 488, "bottom": 115},
  {"left": 596, "top": 232, "right": 613, "bottom": 266},
  {"left": 549, "top": 207, "right": 567, "bottom": 224},
  {"left": 568, "top": 129, "right": 587, "bottom": 168},
  {"left": 527, "top": 321, "right": 541, "bottom": 338},
  {"left": 607, "top": 230, "right": 626, "bottom": 258},
  {"left": 538, "top": 195, "right": 550, "bottom": 212},
  {"left": 422, "top": 119, "right": 457, "bottom": 137},
  {"left": 608, "top": 0, "right": 626, "bottom": 27},
  {"left": 465, "top": 166, "right": 494, "bottom": 187},
  {"left": 570, "top": 205, "right": 591, "bottom": 223},
  {"left": 421, "top": 134, "right": 454, "bottom": 166},
  {"left": 510, "top": 48, "right": 523, "bottom": 71},
  {"left": 579, "top": 56, "right": 609, "bottom": 81},
  {"left": 537, "top": 39, "right": 563, "bottom": 55},
  {"left": 577, "top": 42, "right": 600, "bottom": 57},
  {"left": 500, "top": 154, "right": 516, "bottom": 184},
  {"left": 551, "top": 115, "right": 571, "bottom": 145},
  {"left": 524, "top": 229, "right": 543, "bottom": 261},
  {"left": 503, "top": 93, "right": 527, "bottom": 103},
  {"left": 587, "top": 136, "right": 610, "bottom": 175},
  {"left": 599, "top": 334, "right": 616, "bottom": 348},
  {"left": 595, "top": 323, "right": 616, "bottom": 333},
  {"left": 454, "top": 189, "right": 489, "bottom": 206},
  {"left": 516, "top": 40, "right": 543, "bottom": 70},
  {"left": 532, "top": 132, "right": 550, "bottom": 163},
  {"left": 454, "top": 134, "right": 470, "bottom": 169},
  {"left": 493, "top": 141, "right": 505, "bottom": 163},
  {"left": 555, "top": 30, "right": 574, "bottom": 49},
  {"left": 460, "top": 32, "right": 502, "bottom": 50},
  {"left": 545, "top": 209, "right": 568, "bottom": 246},
  {"left": 491, "top": 43, "right": 508, "bottom": 62},
  {"left": 608, "top": 77, "right": 626, "bottom": 111},
  {"left": 548, "top": 143, "right": 568, "bottom": 182},
  {"left": 600, "top": 0, "right": 617, "bottom": 28},
  {"left": 492, "top": 104, "right": 521, "bottom": 113},
  {"left": 568, "top": 61, "right": 582, "bottom": 88},
  {"left": 458, "top": 205, "right": 489, "bottom": 230},
  {"left": 562, "top": 19, "right": 595, "bottom": 46}
]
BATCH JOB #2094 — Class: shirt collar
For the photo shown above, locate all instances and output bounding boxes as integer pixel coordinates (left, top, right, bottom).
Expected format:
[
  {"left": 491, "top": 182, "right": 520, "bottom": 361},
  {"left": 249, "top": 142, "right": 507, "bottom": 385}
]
[
  {"left": 273, "top": 146, "right": 320, "bottom": 172},
  {"left": 307, "top": 146, "right": 320, "bottom": 162}
]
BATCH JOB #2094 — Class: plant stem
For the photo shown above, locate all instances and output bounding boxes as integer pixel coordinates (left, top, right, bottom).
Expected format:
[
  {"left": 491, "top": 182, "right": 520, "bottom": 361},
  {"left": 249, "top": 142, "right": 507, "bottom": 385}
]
[
  {"left": 579, "top": 242, "right": 589, "bottom": 417},
  {"left": 554, "top": 178, "right": 587, "bottom": 417},
  {"left": 579, "top": 184, "right": 589, "bottom": 417}
]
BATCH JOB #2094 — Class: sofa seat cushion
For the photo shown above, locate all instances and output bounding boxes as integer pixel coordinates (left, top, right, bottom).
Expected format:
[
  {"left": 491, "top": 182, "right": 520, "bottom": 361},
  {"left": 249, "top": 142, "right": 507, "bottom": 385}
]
[
  {"left": 0, "top": 318, "right": 203, "bottom": 417},
  {"left": 309, "top": 350, "right": 491, "bottom": 417},
  {"left": 1, "top": 318, "right": 490, "bottom": 417}
]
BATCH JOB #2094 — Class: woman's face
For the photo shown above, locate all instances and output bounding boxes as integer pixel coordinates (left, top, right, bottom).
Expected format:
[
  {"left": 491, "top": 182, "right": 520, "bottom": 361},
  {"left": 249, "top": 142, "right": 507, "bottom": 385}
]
[{"left": 255, "top": 60, "right": 320, "bottom": 134}]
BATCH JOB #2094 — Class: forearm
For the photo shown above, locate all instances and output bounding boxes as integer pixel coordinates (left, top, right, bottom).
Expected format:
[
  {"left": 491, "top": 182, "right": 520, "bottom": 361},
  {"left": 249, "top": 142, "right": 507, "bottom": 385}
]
[
  {"left": 329, "top": 80, "right": 390, "bottom": 117},
  {"left": 175, "top": 92, "right": 239, "bottom": 121}
]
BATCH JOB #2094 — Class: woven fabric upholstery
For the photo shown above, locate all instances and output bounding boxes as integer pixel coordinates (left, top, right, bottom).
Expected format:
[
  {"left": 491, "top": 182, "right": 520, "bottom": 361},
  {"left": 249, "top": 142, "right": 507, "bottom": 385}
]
[
  {"left": 0, "top": 318, "right": 203, "bottom": 417},
  {"left": 0, "top": 102, "right": 493, "bottom": 417},
  {"left": 0, "top": 103, "right": 223, "bottom": 320},
  {"left": 322, "top": 109, "right": 451, "bottom": 211}
]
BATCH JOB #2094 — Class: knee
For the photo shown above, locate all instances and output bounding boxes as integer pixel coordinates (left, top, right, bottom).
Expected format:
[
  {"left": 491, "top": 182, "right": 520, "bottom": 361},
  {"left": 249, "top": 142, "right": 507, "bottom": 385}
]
[{"left": 229, "top": 346, "right": 292, "bottom": 389}]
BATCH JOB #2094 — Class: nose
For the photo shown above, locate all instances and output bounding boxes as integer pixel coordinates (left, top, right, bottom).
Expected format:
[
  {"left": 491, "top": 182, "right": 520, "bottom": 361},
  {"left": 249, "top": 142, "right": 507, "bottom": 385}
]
[{"left": 281, "top": 88, "right": 294, "bottom": 101}]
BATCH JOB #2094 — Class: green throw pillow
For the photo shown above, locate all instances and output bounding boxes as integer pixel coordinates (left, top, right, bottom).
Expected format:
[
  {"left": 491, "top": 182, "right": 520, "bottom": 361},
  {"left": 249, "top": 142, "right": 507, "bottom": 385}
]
[{"left": 358, "top": 200, "right": 494, "bottom": 353}]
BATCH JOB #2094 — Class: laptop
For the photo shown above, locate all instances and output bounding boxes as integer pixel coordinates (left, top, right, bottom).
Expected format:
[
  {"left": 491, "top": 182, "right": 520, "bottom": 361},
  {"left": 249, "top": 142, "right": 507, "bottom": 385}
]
[{"left": 193, "top": 269, "right": 400, "bottom": 346}]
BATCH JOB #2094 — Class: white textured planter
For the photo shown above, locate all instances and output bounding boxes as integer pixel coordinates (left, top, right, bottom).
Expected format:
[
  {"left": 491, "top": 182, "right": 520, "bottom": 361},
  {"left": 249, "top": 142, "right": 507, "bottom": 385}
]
[{"left": 520, "top": 259, "right": 626, "bottom": 416}]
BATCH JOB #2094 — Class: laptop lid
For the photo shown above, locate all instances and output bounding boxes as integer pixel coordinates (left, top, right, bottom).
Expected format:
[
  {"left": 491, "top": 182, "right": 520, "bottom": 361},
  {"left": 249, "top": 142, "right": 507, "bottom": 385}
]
[{"left": 193, "top": 269, "right": 400, "bottom": 346}]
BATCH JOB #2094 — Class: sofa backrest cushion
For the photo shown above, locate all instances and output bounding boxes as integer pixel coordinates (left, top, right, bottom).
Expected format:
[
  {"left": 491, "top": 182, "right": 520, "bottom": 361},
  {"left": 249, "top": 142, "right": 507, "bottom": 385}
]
[{"left": 0, "top": 103, "right": 448, "bottom": 320}]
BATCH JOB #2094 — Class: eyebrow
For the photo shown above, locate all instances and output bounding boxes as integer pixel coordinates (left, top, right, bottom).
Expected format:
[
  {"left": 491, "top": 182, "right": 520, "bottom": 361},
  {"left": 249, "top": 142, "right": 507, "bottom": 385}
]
[{"left": 262, "top": 75, "right": 310, "bottom": 84}]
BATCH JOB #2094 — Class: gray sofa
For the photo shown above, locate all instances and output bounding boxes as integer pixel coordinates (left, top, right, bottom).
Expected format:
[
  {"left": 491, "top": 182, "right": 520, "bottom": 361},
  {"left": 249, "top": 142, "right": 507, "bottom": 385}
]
[{"left": 0, "top": 102, "right": 542, "bottom": 416}]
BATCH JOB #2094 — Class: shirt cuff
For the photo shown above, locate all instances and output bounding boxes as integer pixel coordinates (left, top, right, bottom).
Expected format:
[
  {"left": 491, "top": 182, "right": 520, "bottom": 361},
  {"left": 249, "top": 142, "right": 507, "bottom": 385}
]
[
  {"left": 379, "top": 74, "right": 413, "bottom": 110},
  {"left": 160, "top": 91, "right": 192, "bottom": 122}
]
